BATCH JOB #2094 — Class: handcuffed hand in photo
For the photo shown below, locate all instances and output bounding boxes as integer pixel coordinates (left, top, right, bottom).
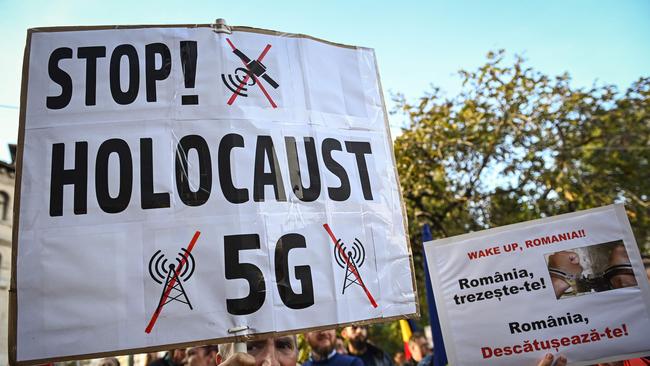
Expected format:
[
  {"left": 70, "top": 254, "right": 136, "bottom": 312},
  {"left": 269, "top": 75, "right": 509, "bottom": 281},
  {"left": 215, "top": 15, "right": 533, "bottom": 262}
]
[{"left": 548, "top": 251, "right": 583, "bottom": 298}]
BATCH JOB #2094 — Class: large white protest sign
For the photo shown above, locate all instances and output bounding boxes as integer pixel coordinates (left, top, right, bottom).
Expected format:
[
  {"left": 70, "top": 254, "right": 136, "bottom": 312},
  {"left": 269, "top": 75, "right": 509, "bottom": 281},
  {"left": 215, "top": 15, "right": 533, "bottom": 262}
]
[
  {"left": 425, "top": 204, "right": 650, "bottom": 365},
  {"left": 11, "top": 24, "right": 417, "bottom": 364}
]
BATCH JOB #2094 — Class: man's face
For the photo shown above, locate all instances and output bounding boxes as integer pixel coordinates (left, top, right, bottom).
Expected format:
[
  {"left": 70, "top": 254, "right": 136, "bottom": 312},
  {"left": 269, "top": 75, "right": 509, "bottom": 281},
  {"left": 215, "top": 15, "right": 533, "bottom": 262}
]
[
  {"left": 246, "top": 336, "right": 298, "bottom": 366},
  {"left": 186, "top": 347, "right": 214, "bottom": 366},
  {"left": 341, "top": 326, "right": 368, "bottom": 348},
  {"left": 408, "top": 337, "right": 430, "bottom": 362},
  {"left": 335, "top": 338, "right": 348, "bottom": 354},
  {"left": 97, "top": 358, "right": 118, "bottom": 366},
  {"left": 172, "top": 349, "right": 187, "bottom": 365},
  {"left": 306, "top": 329, "right": 337, "bottom": 357}
]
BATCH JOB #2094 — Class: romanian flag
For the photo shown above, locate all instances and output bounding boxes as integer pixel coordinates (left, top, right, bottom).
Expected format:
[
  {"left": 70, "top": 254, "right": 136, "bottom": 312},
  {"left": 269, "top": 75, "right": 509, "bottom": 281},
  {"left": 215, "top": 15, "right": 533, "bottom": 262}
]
[{"left": 399, "top": 319, "right": 413, "bottom": 359}]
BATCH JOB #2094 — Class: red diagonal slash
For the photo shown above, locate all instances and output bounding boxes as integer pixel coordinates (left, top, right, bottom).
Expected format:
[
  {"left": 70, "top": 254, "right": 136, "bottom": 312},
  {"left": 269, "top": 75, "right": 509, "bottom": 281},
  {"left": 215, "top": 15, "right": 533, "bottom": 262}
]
[
  {"left": 225, "top": 38, "right": 277, "bottom": 108},
  {"left": 145, "top": 231, "right": 201, "bottom": 333},
  {"left": 323, "top": 223, "right": 378, "bottom": 308}
]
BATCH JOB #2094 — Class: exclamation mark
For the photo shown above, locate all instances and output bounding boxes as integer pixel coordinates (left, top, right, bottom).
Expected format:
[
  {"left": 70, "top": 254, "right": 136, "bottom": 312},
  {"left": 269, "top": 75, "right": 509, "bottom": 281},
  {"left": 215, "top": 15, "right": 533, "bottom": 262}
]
[
  {"left": 622, "top": 324, "right": 628, "bottom": 336},
  {"left": 180, "top": 41, "right": 199, "bottom": 105},
  {"left": 540, "top": 278, "right": 546, "bottom": 288},
  {"left": 579, "top": 229, "right": 586, "bottom": 237}
]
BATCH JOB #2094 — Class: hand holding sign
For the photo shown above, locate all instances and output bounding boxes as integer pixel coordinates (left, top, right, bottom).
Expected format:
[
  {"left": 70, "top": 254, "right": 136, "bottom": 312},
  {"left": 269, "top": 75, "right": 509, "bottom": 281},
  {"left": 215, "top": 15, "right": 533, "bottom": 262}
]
[{"left": 536, "top": 354, "right": 567, "bottom": 366}]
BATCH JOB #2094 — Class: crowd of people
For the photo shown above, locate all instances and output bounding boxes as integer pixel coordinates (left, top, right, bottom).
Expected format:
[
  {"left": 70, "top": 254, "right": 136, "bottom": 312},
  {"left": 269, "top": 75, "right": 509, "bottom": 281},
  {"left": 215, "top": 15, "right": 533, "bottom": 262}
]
[
  {"left": 124, "top": 326, "right": 432, "bottom": 366},
  {"left": 113, "top": 325, "right": 571, "bottom": 366}
]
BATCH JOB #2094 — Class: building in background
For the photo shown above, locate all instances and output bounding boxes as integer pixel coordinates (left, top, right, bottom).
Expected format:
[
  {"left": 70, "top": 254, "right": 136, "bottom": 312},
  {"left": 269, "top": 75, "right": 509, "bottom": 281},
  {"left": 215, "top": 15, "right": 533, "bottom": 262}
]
[{"left": 0, "top": 144, "right": 16, "bottom": 366}]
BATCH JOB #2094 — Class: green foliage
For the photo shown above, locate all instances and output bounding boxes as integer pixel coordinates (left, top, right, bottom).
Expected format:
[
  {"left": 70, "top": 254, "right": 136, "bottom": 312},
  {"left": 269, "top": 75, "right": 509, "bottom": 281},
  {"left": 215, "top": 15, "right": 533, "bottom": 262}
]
[
  {"left": 394, "top": 50, "right": 649, "bottom": 312},
  {"left": 367, "top": 321, "right": 404, "bottom": 357}
]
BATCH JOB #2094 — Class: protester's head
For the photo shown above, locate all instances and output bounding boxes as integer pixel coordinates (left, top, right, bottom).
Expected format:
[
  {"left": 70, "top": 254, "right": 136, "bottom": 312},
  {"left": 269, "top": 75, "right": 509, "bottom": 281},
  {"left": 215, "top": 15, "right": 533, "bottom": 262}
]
[
  {"left": 340, "top": 325, "right": 369, "bottom": 349},
  {"left": 218, "top": 336, "right": 297, "bottom": 366},
  {"left": 335, "top": 337, "right": 348, "bottom": 354},
  {"left": 186, "top": 345, "right": 218, "bottom": 366},
  {"left": 145, "top": 352, "right": 161, "bottom": 366},
  {"left": 606, "top": 244, "right": 637, "bottom": 289},
  {"left": 305, "top": 329, "right": 337, "bottom": 359},
  {"left": 96, "top": 357, "right": 120, "bottom": 366},
  {"left": 171, "top": 349, "right": 187, "bottom": 366},
  {"left": 393, "top": 352, "right": 405, "bottom": 365},
  {"left": 407, "top": 333, "right": 430, "bottom": 362}
]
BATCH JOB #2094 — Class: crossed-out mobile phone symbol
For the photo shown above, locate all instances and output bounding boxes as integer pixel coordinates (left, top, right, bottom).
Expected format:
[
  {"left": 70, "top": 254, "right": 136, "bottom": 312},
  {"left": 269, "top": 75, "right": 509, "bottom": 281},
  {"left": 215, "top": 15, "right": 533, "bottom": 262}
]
[{"left": 221, "top": 38, "right": 279, "bottom": 108}]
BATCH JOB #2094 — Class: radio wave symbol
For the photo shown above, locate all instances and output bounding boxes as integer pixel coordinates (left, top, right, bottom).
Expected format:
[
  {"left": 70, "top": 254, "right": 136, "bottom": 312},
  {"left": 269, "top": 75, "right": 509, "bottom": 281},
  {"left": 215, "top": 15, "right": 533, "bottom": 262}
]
[
  {"left": 221, "top": 67, "right": 256, "bottom": 97},
  {"left": 148, "top": 248, "right": 195, "bottom": 285},
  {"left": 334, "top": 238, "right": 365, "bottom": 269}
]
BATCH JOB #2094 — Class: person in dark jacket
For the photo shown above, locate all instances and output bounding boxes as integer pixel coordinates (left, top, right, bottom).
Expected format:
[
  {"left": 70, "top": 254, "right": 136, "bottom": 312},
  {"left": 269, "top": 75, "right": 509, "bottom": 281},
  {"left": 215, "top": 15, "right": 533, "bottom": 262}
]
[
  {"left": 402, "top": 333, "right": 430, "bottom": 366},
  {"left": 148, "top": 349, "right": 186, "bottom": 366},
  {"left": 185, "top": 345, "right": 219, "bottom": 366},
  {"left": 340, "top": 325, "right": 394, "bottom": 366},
  {"left": 304, "top": 329, "right": 364, "bottom": 366}
]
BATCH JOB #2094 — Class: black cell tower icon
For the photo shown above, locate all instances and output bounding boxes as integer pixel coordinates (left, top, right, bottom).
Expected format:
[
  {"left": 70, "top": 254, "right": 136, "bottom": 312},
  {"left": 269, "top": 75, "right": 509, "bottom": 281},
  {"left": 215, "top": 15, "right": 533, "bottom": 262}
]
[
  {"left": 333, "top": 238, "right": 367, "bottom": 294},
  {"left": 148, "top": 248, "right": 196, "bottom": 311}
]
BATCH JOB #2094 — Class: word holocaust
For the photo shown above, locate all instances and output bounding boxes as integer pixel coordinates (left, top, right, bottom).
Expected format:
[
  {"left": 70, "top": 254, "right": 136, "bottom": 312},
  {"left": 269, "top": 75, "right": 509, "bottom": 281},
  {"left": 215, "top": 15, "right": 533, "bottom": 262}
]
[{"left": 48, "top": 134, "right": 376, "bottom": 216}]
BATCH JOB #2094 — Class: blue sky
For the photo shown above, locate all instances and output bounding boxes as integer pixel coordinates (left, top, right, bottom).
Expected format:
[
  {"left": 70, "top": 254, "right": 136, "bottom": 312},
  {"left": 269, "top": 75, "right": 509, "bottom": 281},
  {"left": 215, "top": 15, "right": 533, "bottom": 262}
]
[{"left": 1, "top": 0, "right": 649, "bottom": 162}]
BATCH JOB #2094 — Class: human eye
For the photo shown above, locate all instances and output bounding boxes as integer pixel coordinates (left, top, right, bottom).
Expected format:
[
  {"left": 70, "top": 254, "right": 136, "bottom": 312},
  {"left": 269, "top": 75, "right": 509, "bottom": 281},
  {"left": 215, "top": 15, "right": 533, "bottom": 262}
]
[
  {"left": 277, "top": 338, "right": 295, "bottom": 351},
  {"left": 247, "top": 341, "right": 265, "bottom": 354}
]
